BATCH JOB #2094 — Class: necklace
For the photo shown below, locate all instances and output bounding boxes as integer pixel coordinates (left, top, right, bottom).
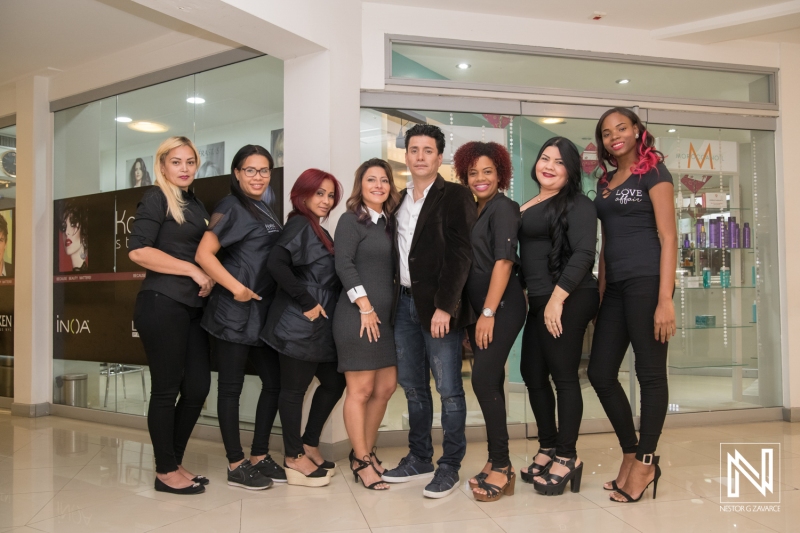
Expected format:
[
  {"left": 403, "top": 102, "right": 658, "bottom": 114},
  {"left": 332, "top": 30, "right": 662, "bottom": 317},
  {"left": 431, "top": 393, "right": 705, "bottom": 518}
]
[
  {"left": 531, "top": 192, "right": 558, "bottom": 205},
  {"left": 253, "top": 200, "right": 282, "bottom": 229}
]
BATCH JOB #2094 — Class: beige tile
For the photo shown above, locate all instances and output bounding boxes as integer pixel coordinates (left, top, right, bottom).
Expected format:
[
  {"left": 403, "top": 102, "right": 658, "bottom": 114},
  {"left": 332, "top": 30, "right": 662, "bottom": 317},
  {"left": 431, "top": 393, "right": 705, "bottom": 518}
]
[
  {"left": 0, "top": 492, "right": 55, "bottom": 528},
  {"left": 26, "top": 488, "right": 132, "bottom": 523},
  {"left": 146, "top": 501, "right": 242, "bottom": 533},
  {"left": 353, "top": 480, "right": 486, "bottom": 529},
  {"left": 3, "top": 444, "right": 104, "bottom": 471},
  {"left": 135, "top": 466, "right": 248, "bottom": 511},
  {"left": 739, "top": 488, "right": 800, "bottom": 532},
  {"left": 662, "top": 464, "right": 795, "bottom": 503},
  {"left": 464, "top": 480, "right": 598, "bottom": 517},
  {"left": 0, "top": 467, "right": 82, "bottom": 495},
  {"left": 648, "top": 443, "right": 720, "bottom": 469},
  {"left": 579, "top": 473, "right": 697, "bottom": 508},
  {"left": 25, "top": 494, "right": 200, "bottom": 533},
  {"left": 2, "top": 528, "right": 55, "bottom": 533},
  {"left": 60, "top": 463, "right": 155, "bottom": 493},
  {"left": 241, "top": 492, "right": 368, "bottom": 533},
  {"left": 371, "top": 518, "right": 505, "bottom": 533},
  {"left": 606, "top": 498, "right": 775, "bottom": 532},
  {"left": 493, "top": 507, "right": 640, "bottom": 532}
]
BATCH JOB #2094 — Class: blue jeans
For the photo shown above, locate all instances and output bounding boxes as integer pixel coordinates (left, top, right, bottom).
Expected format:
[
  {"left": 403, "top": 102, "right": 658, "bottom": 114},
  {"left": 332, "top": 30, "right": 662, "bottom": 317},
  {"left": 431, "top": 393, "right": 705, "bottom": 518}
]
[{"left": 394, "top": 292, "right": 467, "bottom": 469}]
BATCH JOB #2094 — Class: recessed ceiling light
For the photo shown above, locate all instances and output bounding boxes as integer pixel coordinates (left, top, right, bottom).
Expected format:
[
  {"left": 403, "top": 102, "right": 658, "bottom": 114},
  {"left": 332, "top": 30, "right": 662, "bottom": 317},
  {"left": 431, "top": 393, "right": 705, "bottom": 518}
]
[
  {"left": 616, "top": 79, "right": 630, "bottom": 84},
  {"left": 668, "top": 128, "right": 677, "bottom": 133},
  {"left": 115, "top": 116, "right": 132, "bottom": 123},
  {"left": 187, "top": 97, "right": 205, "bottom": 104},
  {"left": 457, "top": 63, "right": 471, "bottom": 70},
  {"left": 128, "top": 121, "right": 169, "bottom": 133},
  {"left": 542, "top": 118, "right": 565, "bottom": 125}
]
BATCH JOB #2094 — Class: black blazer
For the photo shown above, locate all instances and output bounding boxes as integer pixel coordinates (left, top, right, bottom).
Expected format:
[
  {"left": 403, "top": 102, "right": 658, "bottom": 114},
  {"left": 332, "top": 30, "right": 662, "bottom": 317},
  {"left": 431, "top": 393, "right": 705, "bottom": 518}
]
[
  {"left": 392, "top": 174, "right": 477, "bottom": 331},
  {"left": 1, "top": 261, "right": 12, "bottom": 278}
]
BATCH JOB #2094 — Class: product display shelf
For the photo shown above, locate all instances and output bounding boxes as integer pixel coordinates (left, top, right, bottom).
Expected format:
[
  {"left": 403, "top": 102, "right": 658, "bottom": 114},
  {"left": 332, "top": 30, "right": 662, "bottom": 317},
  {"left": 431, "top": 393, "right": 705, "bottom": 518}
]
[{"left": 681, "top": 285, "right": 755, "bottom": 290}]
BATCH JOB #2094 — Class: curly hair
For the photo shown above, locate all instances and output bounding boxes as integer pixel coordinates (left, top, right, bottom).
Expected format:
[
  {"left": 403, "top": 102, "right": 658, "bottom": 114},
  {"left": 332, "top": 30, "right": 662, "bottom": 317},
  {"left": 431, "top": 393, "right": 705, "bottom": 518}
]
[{"left": 453, "top": 141, "right": 512, "bottom": 190}]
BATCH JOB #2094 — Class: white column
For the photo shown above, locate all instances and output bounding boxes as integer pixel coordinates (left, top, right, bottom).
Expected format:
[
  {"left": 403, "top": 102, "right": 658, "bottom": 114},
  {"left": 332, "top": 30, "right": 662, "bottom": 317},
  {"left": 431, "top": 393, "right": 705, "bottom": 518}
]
[{"left": 12, "top": 76, "right": 54, "bottom": 416}]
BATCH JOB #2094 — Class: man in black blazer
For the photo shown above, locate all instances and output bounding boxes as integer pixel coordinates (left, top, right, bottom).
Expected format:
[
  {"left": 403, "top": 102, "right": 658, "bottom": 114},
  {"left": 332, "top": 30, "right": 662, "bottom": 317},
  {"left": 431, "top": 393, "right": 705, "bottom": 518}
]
[{"left": 382, "top": 124, "right": 476, "bottom": 498}]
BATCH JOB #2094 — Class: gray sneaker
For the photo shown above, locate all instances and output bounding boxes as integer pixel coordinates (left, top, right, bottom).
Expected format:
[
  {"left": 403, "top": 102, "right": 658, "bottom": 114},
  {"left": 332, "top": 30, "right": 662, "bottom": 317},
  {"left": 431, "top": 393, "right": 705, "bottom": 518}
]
[
  {"left": 381, "top": 454, "right": 435, "bottom": 483},
  {"left": 228, "top": 460, "right": 273, "bottom": 490},
  {"left": 252, "top": 455, "right": 287, "bottom": 483},
  {"left": 423, "top": 466, "right": 460, "bottom": 498}
]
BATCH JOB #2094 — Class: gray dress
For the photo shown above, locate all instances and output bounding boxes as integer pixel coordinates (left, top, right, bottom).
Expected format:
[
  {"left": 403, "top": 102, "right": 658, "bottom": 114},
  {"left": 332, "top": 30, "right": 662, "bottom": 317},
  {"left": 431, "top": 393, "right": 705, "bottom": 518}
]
[{"left": 333, "top": 210, "right": 397, "bottom": 372}]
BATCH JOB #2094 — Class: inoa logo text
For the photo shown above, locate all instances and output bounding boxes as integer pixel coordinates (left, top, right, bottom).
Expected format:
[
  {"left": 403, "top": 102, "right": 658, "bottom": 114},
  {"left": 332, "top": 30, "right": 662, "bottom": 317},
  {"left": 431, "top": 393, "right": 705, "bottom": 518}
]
[{"left": 55, "top": 316, "right": 91, "bottom": 334}]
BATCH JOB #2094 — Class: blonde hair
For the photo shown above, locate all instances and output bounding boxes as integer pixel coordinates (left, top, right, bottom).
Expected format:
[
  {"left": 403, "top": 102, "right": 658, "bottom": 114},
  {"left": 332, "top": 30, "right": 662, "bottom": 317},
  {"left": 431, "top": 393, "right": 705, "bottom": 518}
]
[{"left": 153, "top": 136, "right": 201, "bottom": 225}]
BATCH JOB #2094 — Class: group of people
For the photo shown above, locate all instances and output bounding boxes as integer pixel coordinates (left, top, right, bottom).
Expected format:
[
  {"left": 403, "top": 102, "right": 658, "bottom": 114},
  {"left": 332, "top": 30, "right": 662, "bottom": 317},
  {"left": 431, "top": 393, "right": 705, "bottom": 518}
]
[{"left": 129, "top": 106, "right": 676, "bottom": 506}]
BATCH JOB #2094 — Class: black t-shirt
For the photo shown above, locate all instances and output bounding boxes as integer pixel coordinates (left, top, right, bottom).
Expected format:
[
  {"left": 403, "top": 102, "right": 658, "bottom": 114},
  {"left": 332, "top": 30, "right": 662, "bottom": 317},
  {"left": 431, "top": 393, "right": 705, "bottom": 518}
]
[
  {"left": 129, "top": 187, "right": 209, "bottom": 307},
  {"left": 201, "top": 196, "right": 283, "bottom": 345},
  {"left": 595, "top": 162, "right": 673, "bottom": 283},
  {"left": 519, "top": 194, "right": 598, "bottom": 297},
  {"left": 468, "top": 193, "right": 520, "bottom": 277}
]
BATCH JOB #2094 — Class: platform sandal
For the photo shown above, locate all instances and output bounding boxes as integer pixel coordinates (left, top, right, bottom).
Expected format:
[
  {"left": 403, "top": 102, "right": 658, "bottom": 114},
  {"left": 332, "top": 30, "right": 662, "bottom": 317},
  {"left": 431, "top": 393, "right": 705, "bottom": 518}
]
[
  {"left": 472, "top": 465, "right": 515, "bottom": 502},
  {"left": 611, "top": 455, "right": 660, "bottom": 503},
  {"left": 468, "top": 456, "right": 492, "bottom": 487},
  {"left": 533, "top": 456, "right": 583, "bottom": 496},
  {"left": 283, "top": 456, "right": 331, "bottom": 487},
  {"left": 520, "top": 447, "right": 556, "bottom": 483},
  {"left": 352, "top": 455, "right": 389, "bottom": 490}
]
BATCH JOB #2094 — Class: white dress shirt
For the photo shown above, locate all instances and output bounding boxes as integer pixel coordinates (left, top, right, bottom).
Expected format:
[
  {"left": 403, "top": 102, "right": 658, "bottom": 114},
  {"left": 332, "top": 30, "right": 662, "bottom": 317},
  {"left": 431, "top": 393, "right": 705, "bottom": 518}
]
[
  {"left": 397, "top": 180, "right": 434, "bottom": 288},
  {"left": 346, "top": 206, "right": 385, "bottom": 303}
]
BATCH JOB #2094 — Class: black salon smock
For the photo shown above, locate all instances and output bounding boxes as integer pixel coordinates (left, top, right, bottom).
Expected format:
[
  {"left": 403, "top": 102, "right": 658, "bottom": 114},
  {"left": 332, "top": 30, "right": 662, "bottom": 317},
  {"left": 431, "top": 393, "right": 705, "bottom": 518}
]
[
  {"left": 201, "top": 196, "right": 283, "bottom": 346},
  {"left": 129, "top": 187, "right": 209, "bottom": 307},
  {"left": 465, "top": 193, "right": 523, "bottom": 314},
  {"left": 261, "top": 216, "right": 341, "bottom": 363}
]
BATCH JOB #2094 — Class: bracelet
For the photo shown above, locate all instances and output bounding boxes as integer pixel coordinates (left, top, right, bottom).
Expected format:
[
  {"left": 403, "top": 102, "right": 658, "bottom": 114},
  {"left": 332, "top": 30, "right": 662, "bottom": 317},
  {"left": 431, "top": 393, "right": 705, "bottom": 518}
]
[{"left": 359, "top": 306, "right": 375, "bottom": 315}]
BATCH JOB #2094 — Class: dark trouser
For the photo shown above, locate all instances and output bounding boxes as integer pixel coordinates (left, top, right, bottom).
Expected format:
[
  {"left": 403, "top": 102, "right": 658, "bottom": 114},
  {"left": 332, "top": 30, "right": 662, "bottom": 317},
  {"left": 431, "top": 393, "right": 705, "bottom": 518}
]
[
  {"left": 395, "top": 292, "right": 466, "bottom": 470},
  {"left": 521, "top": 288, "right": 599, "bottom": 458},
  {"left": 466, "top": 275, "right": 526, "bottom": 469},
  {"left": 134, "top": 291, "right": 210, "bottom": 474},
  {"left": 588, "top": 276, "right": 669, "bottom": 460},
  {"left": 278, "top": 354, "right": 346, "bottom": 458},
  {"left": 215, "top": 339, "right": 281, "bottom": 463}
]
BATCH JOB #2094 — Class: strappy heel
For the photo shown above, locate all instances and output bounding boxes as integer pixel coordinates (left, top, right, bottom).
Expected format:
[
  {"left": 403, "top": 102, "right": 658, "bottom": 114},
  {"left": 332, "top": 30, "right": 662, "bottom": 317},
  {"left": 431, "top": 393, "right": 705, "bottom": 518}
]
[
  {"left": 353, "top": 455, "right": 389, "bottom": 490},
  {"left": 468, "top": 456, "right": 491, "bottom": 487},
  {"left": 369, "top": 446, "right": 385, "bottom": 474},
  {"left": 520, "top": 448, "right": 556, "bottom": 483},
  {"left": 603, "top": 479, "right": 618, "bottom": 491},
  {"left": 611, "top": 456, "right": 661, "bottom": 503},
  {"left": 533, "top": 456, "right": 583, "bottom": 496},
  {"left": 472, "top": 465, "right": 515, "bottom": 502}
]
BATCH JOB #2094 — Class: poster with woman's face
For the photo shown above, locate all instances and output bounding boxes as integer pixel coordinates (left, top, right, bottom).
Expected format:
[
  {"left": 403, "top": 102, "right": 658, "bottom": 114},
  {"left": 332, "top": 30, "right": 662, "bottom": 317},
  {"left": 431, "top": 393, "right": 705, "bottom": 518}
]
[
  {"left": 57, "top": 200, "right": 89, "bottom": 273},
  {"left": 0, "top": 209, "right": 12, "bottom": 278},
  {"left": 271, "top": 129, "right": 284, "bottom": 168},
  {"left": 127, "top": 156, "right": 153, "bottom": 188}
]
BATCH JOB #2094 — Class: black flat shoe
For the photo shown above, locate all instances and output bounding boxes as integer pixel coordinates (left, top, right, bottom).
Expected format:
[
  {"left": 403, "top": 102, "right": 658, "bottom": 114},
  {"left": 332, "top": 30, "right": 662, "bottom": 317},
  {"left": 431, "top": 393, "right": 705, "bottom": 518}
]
[
  {"left": 154, "top": 477, "right": 205, "bottom": 495},
  {"left": 611, "top": 456, "right": 661, "bottom": 503},
  {"left": 533, "top": 456, "right": 583, "bottom": 496},
  {"left": 192, "top": 475, "right": 210, "bottom": 486},
  {"left": 521, "top": 448, "right": 556, "bottom": 483}
]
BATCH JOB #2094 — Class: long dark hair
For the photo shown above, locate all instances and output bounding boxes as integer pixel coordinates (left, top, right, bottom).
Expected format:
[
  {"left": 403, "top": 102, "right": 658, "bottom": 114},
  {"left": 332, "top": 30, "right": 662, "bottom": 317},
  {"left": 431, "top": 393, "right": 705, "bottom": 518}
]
[
  {"left": 595, "top": 107, "right": 664, "bottom": 187},
  {"left": 346, "top": 158, "right": 400, "bottom": 234},
  {"left": 289, "top": 169, "right": 342, "bottom": 254},
  {"left": 230, "top": 144, "right": 274, "bottom": 222},
  {"left": 129, "top": 158, "right": 152, "bottom": 187},
  {"left": 530, "top": 137, "right": 583, "bottom": 283}
]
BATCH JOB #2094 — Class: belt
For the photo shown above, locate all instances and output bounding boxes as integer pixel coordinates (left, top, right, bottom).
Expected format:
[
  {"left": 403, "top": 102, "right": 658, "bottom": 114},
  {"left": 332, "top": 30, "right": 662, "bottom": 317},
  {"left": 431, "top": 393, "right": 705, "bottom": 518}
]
[{"left": 400, "top": 285, "right": 412, "bottom": 296}]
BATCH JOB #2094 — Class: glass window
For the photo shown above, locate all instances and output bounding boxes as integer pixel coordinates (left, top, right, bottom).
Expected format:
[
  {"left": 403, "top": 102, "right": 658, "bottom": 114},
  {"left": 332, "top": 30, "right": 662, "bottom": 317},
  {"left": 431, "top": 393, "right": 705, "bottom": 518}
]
[
  {"left": 0, "top": 124, "right": 15, "bottom": 398},
  {"left": 391, "top": 42, "right": 775, "bottom": 106}
]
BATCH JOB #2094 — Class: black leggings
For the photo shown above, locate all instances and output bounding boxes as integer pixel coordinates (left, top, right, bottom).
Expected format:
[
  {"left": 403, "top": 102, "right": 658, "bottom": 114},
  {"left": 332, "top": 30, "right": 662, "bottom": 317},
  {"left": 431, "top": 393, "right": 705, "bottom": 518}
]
[
  {"left": 588, "top": 276, "right": 669, "bottom": 460},
  {"left": 521, "top": 288, "right": 599, "bottom": 457},
  {"left": 134, "top": 291, "right": 211, "bottom": 474},
  {"left": 215, "top": 339, "right": 281, "bottom": 463},
  {"left": 466, "top": 275, "right": 526, "bottom": 469},
  {"left": 278, "top": 354, "right": 346, "bottom": 458}
]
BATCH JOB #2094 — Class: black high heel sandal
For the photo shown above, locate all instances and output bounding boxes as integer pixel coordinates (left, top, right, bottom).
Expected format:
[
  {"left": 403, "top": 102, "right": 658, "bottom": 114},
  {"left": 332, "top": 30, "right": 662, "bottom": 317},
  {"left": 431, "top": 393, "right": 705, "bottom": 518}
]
[
  {"left": 532, "top": 456, "right": 583, "bottom": 496},
  {"left": 520, "top": 448, "right": 556, "bottom": 483},
  {"left": 468, "top": 456, "right": 492, "bottom": 487},
  {"left": 611, "top": 456, "right": 660, "bottom": 503},
  {"left": 472, "top": 465, "right": 515, "bottom": 502},
  {"left": 353, "top": 455, "right": 389, "bottom": 490}
]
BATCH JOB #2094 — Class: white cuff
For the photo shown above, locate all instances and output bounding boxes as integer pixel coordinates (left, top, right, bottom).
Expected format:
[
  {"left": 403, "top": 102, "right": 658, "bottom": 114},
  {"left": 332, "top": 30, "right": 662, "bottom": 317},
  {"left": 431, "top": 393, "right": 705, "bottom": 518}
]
[{"left": 347, "top": 285, "right": 367, "bottom": 303}]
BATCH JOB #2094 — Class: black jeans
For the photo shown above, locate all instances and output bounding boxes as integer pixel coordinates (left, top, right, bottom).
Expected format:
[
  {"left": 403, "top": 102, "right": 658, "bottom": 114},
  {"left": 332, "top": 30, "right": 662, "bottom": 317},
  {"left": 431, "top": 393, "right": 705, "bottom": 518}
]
[
  {"left": 134, "top": 291, "right": 211, "bottom": 474},
  {"left": 215, "top": 339, "right": 281, "bottom": 463},
  {"left": 522, "top": 288, "right": 599, "bottom": 457},
  {"left": 278, "top": 354, "right": 346, "bottom": 458},
  {"left": 588, "top": 276, "right": 669, "bottom": 459},
  {"left": 466, "top": 275, "right": 526, "bottom": 468}
]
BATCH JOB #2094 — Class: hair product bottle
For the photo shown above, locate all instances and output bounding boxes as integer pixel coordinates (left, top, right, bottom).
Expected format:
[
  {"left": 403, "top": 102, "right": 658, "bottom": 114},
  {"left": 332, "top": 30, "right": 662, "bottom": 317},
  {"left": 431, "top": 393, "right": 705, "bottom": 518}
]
[{"left": 743, "top": 222, "right": 751, "bottom": 248}]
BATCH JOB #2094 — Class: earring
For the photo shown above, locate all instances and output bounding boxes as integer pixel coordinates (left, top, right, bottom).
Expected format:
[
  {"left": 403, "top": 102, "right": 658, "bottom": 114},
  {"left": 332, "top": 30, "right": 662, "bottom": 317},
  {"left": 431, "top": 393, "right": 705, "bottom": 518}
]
[{"left": 635, "top": 133, "right": 639, "bottom": 139}]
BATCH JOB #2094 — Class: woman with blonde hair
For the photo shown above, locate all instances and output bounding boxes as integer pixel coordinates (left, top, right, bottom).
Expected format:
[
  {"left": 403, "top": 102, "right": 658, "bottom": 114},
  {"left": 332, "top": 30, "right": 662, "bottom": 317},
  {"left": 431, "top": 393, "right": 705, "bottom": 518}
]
[
  {"left": 129, "top": 136, "right": 215, "bottom": 495},
  {"left": 333, "top": 158, "right": 400, "bottom": 490}
]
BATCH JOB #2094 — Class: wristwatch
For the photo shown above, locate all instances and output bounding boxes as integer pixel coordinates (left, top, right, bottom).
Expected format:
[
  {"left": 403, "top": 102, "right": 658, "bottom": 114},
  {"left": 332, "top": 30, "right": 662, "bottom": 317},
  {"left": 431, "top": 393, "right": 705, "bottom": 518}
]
[{"left": 482, "top": 308, "right": 496, "bottom": 318}]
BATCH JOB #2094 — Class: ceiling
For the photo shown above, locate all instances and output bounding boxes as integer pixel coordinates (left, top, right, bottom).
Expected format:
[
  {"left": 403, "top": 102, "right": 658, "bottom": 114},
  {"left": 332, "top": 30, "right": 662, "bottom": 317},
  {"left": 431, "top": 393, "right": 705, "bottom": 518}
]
[{"left": 0, "top": 0, "right": 238, "bottom": 85}]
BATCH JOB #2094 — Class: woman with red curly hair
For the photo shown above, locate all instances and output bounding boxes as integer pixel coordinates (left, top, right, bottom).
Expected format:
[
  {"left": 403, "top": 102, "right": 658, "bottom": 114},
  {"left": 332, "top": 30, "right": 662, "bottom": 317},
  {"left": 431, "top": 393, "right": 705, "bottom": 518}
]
[
  {"left": 261, "top": 169, "right": 346, "bottom": 487},
  {"left": 589, "top": 107, "right": 676, "bottom": 504},
  {"left": 454, "top": 141, "right": 526, "bottom": 502}
]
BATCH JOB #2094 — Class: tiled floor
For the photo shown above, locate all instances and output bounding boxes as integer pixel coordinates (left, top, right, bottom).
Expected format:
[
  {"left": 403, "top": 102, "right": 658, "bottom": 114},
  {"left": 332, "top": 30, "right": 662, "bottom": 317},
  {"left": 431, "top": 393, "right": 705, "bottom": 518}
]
[{"left": 1, "top": 409, "right": 797, "bottom": 532}]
